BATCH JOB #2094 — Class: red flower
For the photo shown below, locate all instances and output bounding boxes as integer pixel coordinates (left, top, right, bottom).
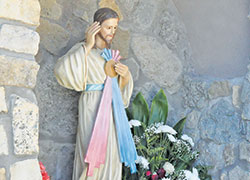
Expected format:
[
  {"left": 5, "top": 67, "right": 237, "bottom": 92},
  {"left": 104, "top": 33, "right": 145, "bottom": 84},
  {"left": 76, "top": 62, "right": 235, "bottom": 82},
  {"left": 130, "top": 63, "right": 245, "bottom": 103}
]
[
  {"left": 39, "top": 162, "right": 50, "bottom": 180},
  {"left": 157, "top": 168, "right": 166, "bottom": 178},
  {"left": 151, "top": 173, "right": 159, "bottom": 180},
  {"left": 146, "top": 171, "right": 152, "bottom": 177},
  {"left": 42, "top": 172, "right": 50, "bottom": 180},
  {"left": 39, "top": 162, "right": 45, "bottom": 171}
]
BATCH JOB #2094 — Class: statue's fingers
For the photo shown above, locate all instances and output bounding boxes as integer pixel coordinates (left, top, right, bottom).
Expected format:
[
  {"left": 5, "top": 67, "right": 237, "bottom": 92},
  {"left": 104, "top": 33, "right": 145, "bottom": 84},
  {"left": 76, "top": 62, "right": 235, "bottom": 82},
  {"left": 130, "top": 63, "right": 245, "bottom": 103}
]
[
  {"left": 115, "top": 65, "right": 123, "bottom": 71},
  {"left": 92, "top": 26, "right": 101, "bottom": 36},
  {"left": 115, "top": 63, "right": 126, "bottom": 70},
  {"left": 86, "top": 22, "right": 100, "bottom": 33},
  {"left": 89, "top": 24, "right": 100, "bottom": 34}
]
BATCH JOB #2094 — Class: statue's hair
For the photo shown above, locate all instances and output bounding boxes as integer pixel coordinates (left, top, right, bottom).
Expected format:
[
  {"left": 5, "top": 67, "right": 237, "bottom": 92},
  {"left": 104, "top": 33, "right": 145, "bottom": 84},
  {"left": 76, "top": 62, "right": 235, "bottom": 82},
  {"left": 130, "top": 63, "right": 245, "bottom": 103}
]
[{"left": 93, "top": 8, "right": 119, "bottom": 24}]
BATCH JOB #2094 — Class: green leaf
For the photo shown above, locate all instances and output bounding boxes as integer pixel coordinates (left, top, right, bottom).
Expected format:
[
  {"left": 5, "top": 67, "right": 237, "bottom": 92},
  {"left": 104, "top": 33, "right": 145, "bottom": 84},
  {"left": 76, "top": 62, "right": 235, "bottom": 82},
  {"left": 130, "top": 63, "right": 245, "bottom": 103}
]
[
  {"left": 125, "top": 108, "right": 132, "bottom": 120},
  {"left": 148, "top": 135, "right": 159, "bottom": 144},
  {"left": 173, "top": 117, "right": 186, "bottom": 138},
  {"left": 131, "top": 92, "right": 149, "bottom": 123},
  {"left": 148, "top": 89, "right": 168, "bottom": 125},
  {"left": 131, "top": 93, "right": 149, "bottom": 136}
]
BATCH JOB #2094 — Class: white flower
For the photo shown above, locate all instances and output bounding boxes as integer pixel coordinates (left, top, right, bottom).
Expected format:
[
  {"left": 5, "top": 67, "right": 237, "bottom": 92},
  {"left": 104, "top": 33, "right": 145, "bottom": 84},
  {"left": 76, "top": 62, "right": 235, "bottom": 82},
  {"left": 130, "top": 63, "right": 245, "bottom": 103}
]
[
  {"left": 135, "top": 156, "right": 149, "bottom": 169},
  {"left": 163, "top": 162, "right": 175, "bottom": 175},
  {"left": 128, "top": 120, "right": 141, "bottom": 128},
  {"left": 181, "top": 134, "right": 194, "bottom": 147},
  {"left": 183, "top": 168, "right": 200, "bottom": 180},
  {"left": 155, "top": 129, "right": 161, "bottom": 133},
  {"left": 161, "top": 125, "right": 177, "bottom": 135},
  {"left": 192, "top": 168, "right": 199, "bottom": 178},
  {"left": 162, "top": 178, "right": 171, "bottom": 180},
  {"left": 145, "top": 123, "right": 164, "bottom": 135},
  {"left": 133, "top": 135, "right": 140, "bottom": 144},
  {"left": 183, "top": 170, "right": 192, "bottom": 179},
  {"left": 167, "top": 134, "right": 177, "bottom": 142}
]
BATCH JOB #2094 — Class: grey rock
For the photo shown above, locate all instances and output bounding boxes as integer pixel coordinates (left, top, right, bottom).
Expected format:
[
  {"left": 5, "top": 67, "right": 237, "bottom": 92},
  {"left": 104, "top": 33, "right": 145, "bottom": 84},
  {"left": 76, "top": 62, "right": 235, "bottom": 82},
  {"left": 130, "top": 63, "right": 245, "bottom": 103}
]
[
  {"left": 241, "top": 77, "right": 250, "bottom": 104},
  {"left": 39, "top": 140, "right": 75, "bottom": 180},
  {"left": 154, "top": 0, "right": 194, "bottom": 70},
  {"left": 248, "top": 5, "right": 250, "bottom": 20},
  {"left": 40, "top": 0, "right": 62, "bottom": 20},
  {"left": 183, "top": 128, "right": 200, "bottom": 146},
  {"left": 0, "top": 24, "right": 40, "bottom": 55},
  {"left": 197, "top": 141, "right": 225, "bottom": 173},
  {"left": 199, "top": 117, "right": 216, "bottom": 141},
  {"left": 196, "top": 97, "right": 207, "bottom": 109},
  {"left": 182, "top": 75, "right": 208, "bottom": 109},
  {"left": 122, "top": 58, "right": 139, "bottom": 81},
  {"left": 117, "top": 0, "right": 139, "bottom": 18},
  {"left": 223, "top": 144, "right": 235, "bottom": 166},
  {"left": 10, "top": 159, "right": 42, "bottom": 180},
  {"left": 199, "top": 99, "right": 241, "bottom": 144},
  {"left": 132, "top": 82, "right": 161, "bottom": 105},
  {"left": 0, "top": 87, "right": 7, "bottom": 113},
  {"left": 184, "top": 110, "right": 201, "bottom": 145},
  {"left": 232, "top": 85, "right": 241, "bottom": 108},
  {"left": 0, "top": 0, "right": 40, "bottom": 27},
  {"left": 130, "top": 0, "right": 157, "bottom": 32},
  {"left": 37, "top": 18, "right": 70, "bottom": 55},
  {"left": 0, "top": 168, "right": 5, "bottom": 180},
  {"left": 241, "top": 69, "right": 250, "bottom": 120},
  {"left": 35, "top": 50, "right": 79, "bottom": 138},
  {"left": 186, "top": 110, "right": 201, "bottom": 129},
  {"left": 112, "top": 27, "right": 130, "bottom": 59},
  {"left": 208, "top": 81, "right": 231, "bottom": 99},
  {"left": 131, "top": 34, "right": 183, "bottom": 94},
  {"left": 228, "top": 166, "right": 250, "bottom": 180},
  {"left": 246, "top": 69, "right": 250, "bottom": 82},
  {"left": 239, "top": 141, "right": 250, "bottom": 163},
  {"left": 65, "top": 16, "right": 88, "bottom": 39},
  {"left": 220, "top": 172, "right": 229, "bottom": 180},
  {"left": 246, "top": 121, "right": 250, "bottom": 142},
  {"left": 72, "top": 0, "right": 97, "bottom": 23},
  {"left": 242, "top": 103, "right": 250, "bottom": 120},
  {"left": 5, "top": 86, "right": 37, "bottom": 105},
  {"left": 0, "top": 125, "right": 8, "bottom": 155},
  {"left": 12, "top": 95, "right": 39, "bottom": 155},
  {"left": 0, "top": 55, "right": 39, "bottom": 89}
]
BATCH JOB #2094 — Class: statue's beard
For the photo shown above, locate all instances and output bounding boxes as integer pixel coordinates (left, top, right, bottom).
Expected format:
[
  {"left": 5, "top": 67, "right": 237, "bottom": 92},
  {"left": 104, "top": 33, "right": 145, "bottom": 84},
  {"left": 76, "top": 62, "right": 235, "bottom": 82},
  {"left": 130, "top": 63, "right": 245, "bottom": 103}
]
[{"left": 97, "top": 32, "right": 114, "bottom": 48}]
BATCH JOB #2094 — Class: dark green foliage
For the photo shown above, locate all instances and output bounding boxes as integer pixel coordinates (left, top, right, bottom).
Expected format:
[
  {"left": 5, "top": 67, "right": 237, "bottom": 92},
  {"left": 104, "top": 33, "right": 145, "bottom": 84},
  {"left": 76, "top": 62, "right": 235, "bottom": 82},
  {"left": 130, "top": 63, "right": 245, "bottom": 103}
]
[
  {"left": 195, "top": 165, "right": 213, "bottom": 180},
  {"left": 131, "top": 92, "right": 149, "bottom": 124},
  {"left": 148, "top": 89, "right": 168, "bottom": 125},
  {"left": 124, "top": 90, "right": 211, "bottom": 180},
  {"left": 173, "top": 117, "right": 186, "bottom": 138}
]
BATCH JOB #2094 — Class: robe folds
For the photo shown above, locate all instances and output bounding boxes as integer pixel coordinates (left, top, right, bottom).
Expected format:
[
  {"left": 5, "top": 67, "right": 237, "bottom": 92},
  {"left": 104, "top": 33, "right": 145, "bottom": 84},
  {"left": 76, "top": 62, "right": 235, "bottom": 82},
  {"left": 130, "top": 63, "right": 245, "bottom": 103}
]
[{"left": 54, "top": 42, "right": 133, "bottom": 180}]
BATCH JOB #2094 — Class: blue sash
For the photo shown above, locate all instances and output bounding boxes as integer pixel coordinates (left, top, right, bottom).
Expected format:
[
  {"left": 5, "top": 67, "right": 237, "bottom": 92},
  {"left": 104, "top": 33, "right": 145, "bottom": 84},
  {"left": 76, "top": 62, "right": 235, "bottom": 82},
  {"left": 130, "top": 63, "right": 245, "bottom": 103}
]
[
  {"left": 101, "top": 48, "right": 137, "bottom": 174},
  {"left": 85, "top": 84, "right": 104, "bottom": 91}
]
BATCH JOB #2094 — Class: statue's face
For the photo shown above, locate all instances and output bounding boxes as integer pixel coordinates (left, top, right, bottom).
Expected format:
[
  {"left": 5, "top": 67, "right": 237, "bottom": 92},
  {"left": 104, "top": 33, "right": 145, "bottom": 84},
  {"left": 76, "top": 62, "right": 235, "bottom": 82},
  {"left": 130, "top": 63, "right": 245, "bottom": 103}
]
[{"left": 98, "top": 18, "right": 119, "bottom": 44}]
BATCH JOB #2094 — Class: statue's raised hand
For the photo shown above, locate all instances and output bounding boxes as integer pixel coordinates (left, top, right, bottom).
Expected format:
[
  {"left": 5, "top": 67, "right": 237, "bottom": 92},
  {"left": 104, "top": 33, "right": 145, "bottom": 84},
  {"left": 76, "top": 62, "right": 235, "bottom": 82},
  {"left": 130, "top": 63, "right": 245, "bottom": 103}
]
[{"left": 85, "top": 22, "right": 101, "bottom": 54}]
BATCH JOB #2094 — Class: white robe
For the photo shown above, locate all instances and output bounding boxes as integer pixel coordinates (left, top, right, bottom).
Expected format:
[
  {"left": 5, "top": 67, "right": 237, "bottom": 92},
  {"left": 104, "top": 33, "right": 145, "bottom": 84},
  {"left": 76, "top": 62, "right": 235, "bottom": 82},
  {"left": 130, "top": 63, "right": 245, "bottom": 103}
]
[{"left": 54, "top": 42, "right": 133, "bottom": 180}]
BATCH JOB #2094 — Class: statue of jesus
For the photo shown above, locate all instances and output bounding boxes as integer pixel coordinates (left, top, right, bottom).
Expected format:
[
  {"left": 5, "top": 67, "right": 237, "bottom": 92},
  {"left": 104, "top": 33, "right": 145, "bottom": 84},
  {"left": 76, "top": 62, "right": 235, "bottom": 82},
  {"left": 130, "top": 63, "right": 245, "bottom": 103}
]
[{"left": 54, "top": 8, "right": 135, "bottom": 180}]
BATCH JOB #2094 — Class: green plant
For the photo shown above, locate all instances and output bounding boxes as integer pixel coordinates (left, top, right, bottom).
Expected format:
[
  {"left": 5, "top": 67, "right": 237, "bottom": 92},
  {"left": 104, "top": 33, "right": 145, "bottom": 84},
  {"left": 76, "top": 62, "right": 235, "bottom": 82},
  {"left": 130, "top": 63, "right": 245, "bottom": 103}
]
[{"left": 122, "top": 89, "right": 212, "bottom": 180}]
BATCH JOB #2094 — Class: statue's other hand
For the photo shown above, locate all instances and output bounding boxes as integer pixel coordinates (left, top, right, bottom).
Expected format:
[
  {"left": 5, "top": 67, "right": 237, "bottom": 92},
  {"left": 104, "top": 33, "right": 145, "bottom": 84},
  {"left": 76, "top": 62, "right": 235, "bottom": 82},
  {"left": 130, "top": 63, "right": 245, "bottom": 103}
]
[
  {"left": 115, "top": 62, "right": 129, "bottom": 77},
  {"left": 115, "top": 62, "right": 130, "bottom": 89},
  {"left": 85, "top": 22, "right": 101, "bottom": 54}
]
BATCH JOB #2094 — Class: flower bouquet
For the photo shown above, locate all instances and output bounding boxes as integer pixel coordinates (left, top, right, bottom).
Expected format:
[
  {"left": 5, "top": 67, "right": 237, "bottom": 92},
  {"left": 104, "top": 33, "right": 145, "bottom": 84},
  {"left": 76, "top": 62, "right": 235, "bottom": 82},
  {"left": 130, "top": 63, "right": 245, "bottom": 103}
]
[{"left": 122, "top": 89, "right": 212, "bottom": 180}]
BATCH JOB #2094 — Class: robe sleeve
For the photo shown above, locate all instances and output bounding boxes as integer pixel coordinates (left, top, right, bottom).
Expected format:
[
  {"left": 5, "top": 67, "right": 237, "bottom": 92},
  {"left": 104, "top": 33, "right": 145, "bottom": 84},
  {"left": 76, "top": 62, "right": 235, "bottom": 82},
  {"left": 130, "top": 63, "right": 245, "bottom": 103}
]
[
  {"left": 119, "top": 71, "right": 133, "bottom": 108},
  {"left": 54, "top": 43, "right": 88, "bottom": 91}
]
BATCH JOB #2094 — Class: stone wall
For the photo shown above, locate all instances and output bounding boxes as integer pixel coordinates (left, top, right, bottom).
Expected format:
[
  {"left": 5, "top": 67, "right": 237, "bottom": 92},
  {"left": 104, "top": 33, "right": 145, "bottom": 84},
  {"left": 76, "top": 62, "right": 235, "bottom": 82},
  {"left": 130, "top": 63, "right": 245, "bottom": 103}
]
[
  {"left": 0, "top": 0, "right": 42, "bottom": 179},
  {"left": 35, "top": 0, "right": 250, "bottom": 180},
  {"left": 174, "top": 0, "right": 250, "bottom": 78}
]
